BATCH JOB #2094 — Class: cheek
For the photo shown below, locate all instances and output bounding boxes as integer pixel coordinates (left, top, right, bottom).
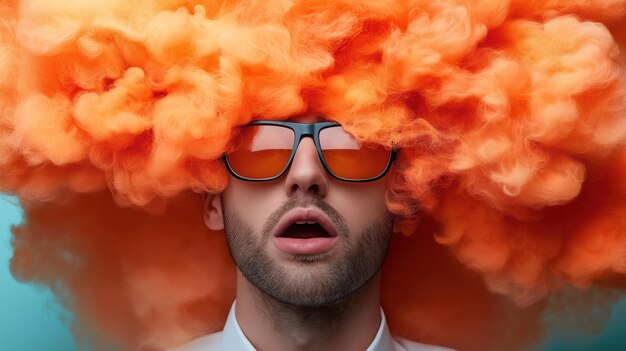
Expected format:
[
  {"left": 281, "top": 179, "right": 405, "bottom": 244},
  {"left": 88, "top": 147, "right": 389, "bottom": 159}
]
[
  {"left": 222, "top": 179, "right": 285, "bottom": 231},
  {"left": 328, "top": 182, "right": 389, "bottom": 233}
]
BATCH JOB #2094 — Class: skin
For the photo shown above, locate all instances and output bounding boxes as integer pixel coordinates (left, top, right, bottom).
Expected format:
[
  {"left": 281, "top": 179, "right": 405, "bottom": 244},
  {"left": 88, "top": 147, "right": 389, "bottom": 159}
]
[{"left": 203, "top": 115, "right": 395, "bottom": 351}]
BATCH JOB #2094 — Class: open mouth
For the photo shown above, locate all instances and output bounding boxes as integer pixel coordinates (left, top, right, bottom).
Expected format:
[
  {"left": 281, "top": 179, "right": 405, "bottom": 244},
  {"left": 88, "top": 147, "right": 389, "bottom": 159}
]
[
  {"left": 280, "top": 223, "right": 332, "bottom": 239},
  {"left": 273, "top": 208, "right": 339, "bottom": 255}
]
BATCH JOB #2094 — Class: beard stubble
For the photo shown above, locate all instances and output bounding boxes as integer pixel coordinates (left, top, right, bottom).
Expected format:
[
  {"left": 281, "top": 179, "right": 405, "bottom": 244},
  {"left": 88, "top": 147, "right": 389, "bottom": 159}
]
[{"left": 222, "top": 195, "right": 393, "bottom": 307}]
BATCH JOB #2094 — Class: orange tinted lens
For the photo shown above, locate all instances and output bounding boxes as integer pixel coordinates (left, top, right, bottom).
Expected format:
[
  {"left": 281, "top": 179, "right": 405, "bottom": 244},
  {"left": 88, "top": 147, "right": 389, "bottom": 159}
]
[
  {"left": 227, "top": 125, "right": 294, "bottom": 179},
  {"left": 319, "top": 127, "right": 391, "bottom": 180}
]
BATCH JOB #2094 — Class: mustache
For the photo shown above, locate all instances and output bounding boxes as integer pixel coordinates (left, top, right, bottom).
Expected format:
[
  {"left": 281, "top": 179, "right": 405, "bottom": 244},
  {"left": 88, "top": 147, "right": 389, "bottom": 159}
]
[{"left": 261, "top": 196, "right": 350, "bottom": 239}]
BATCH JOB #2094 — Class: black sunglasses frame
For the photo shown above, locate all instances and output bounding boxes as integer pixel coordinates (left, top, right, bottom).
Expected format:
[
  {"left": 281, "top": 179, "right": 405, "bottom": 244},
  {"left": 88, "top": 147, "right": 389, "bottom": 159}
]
[{"left": 223, "top": 120, "right": 397, "bottom": 182}]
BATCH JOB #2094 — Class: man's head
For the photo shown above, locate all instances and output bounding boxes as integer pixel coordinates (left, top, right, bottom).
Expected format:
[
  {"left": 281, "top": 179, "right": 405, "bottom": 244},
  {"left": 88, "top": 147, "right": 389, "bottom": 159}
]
[
  {"left": 3, "top": 2, "right": 626, "bottom": 350},
  {"left": 203, "top": 115, "right": 395, "bottom": 307}
]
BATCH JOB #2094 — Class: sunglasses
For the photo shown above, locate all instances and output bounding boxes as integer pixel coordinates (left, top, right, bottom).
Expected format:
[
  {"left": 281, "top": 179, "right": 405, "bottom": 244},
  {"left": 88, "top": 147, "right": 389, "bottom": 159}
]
[{"left": 224, "top": 120, "right": 396, "bottom": 182}]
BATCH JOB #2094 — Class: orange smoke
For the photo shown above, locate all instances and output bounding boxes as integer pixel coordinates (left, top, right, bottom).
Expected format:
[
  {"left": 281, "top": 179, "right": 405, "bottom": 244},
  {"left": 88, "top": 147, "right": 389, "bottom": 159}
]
[{"left": 2, "top": 0, "right": 626, "bottom": 350}]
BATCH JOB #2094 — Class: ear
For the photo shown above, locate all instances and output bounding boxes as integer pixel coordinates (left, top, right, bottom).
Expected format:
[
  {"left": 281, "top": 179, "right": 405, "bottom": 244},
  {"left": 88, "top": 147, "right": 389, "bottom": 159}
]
[{"left": 203, "top": 193, "right": 225, "bottom": 231}]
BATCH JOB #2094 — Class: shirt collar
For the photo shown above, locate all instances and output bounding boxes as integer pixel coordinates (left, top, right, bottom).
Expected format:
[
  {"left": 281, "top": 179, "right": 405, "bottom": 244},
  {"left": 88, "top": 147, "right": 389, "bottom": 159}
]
[{"left": 219, "top": 302, "right": 396, "bottom": 351}]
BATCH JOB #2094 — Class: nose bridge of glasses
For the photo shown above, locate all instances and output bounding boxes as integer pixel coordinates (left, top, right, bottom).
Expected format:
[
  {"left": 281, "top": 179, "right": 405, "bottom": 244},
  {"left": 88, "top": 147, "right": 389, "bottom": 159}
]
[
  {"left": 292, "top": 132, "right": 323, "bottom": 169},
  {"left": 290, "top": 122, "right": 326, "bottom": 163}
]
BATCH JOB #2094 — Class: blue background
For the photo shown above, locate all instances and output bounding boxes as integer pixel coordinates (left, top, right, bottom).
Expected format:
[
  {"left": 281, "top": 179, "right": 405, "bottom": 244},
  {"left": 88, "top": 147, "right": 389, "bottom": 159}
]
[
  {"left": 1, "top": 194, "right": 625, "bottom": 351},
  {"left": 0, "top": 196, "right": 75, "bottom": 350}
]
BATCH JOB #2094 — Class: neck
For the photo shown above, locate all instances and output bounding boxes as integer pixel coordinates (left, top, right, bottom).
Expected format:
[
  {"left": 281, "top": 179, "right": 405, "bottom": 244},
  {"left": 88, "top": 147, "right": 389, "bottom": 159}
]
[{"left": 234, "top": 271, "right": 383, "bottom": 351}]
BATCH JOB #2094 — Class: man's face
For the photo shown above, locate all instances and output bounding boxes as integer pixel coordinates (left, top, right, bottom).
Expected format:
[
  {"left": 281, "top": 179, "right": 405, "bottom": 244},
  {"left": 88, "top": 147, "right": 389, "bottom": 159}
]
[{"left": 208, "top": 116, "right": 393, "bottom": 307}]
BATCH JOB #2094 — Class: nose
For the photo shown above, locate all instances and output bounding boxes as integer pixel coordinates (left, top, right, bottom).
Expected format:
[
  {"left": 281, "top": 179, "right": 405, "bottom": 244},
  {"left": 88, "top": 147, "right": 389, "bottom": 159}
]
[{"left": 284, "top": 137, "right": 328, "bottom": 197}]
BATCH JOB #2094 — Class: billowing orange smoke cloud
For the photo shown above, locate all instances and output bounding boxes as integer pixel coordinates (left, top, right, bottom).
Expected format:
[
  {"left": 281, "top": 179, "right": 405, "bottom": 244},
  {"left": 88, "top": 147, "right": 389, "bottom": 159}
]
[{"left": 1, "top": 0, "right": 626, "bottom": 350}]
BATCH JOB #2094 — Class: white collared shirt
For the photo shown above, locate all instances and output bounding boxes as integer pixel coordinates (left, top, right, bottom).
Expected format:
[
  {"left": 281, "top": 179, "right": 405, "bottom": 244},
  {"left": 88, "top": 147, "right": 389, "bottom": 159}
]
[{"left": 170, "top": 302, "right": 453, "bottom": 351}]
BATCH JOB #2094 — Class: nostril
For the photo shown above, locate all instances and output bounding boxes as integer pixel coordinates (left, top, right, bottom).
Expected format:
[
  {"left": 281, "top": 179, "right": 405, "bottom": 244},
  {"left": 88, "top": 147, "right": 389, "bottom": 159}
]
[
  {"left": 310, "top": 184, "right": 319, "bottom": 194},
  {"left": 290, "top": 183, "right": 320, "bottom": 195}
]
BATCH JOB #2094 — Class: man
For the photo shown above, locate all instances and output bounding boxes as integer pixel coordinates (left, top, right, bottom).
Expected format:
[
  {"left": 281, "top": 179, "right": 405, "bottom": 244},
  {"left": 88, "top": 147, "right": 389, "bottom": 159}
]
[
  {"left": 171, "top": 115, "right": 451, "bottom": 351},
  {"left": 2, "top": 1, "right": 625, "bottom": 350}
]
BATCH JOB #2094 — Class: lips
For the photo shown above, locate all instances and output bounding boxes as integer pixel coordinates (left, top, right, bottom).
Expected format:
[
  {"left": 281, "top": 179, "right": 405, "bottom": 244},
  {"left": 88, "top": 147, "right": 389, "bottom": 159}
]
[
  {"left": 273, "top": 207, "right": 338, "bottom": 238},
  {"left": 273, "top": 207, "right": 338, "bottom": 255}
]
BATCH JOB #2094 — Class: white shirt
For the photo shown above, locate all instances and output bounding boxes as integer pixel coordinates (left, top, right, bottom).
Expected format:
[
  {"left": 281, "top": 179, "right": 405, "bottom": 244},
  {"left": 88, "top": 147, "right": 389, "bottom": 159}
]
[{"left": 170, "top": 303, "right": 453, "bottom": 351}]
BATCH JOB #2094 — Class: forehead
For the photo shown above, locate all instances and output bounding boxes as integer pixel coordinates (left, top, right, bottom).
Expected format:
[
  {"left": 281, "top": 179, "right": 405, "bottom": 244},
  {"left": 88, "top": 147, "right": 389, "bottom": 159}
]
[{"left": 286, "top": 113, "right": 331, "bottom": 123}]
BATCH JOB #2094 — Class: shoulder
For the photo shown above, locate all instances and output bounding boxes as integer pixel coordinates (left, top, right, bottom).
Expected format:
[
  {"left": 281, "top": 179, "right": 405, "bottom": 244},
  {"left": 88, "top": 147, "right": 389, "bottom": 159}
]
[
  {"left": 393, "top": 336, "right": 457, "bottom": 351},
  {"left": 167, "top": 332, "right": 223, "bottom": 351}
]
